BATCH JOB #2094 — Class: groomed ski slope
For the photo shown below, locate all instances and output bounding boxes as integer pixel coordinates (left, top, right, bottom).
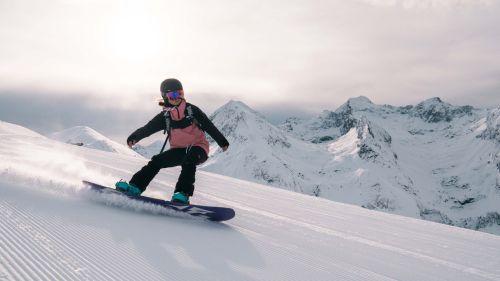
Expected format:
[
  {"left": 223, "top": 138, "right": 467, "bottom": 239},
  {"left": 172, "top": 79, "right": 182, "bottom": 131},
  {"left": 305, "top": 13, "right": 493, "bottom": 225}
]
[{"left": 1, "top": 121, "right": 500, "bottom": 281}]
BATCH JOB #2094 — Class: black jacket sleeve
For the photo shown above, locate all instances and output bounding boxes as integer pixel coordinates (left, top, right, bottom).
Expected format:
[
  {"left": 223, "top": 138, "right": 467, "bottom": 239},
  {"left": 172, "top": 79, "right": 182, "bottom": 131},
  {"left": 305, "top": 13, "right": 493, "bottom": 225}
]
[
  {"left": 191, "top": 105, "right": 229, "bottom": 148},
  {"left": 127, "top": 112, "right": 166, "bottom": 143}
]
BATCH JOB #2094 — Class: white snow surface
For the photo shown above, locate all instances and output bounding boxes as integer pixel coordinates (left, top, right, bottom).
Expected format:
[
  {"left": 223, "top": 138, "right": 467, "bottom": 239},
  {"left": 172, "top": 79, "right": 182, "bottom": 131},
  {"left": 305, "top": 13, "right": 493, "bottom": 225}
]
[{"left": 1, "top": 121, "right": 500, "bottom": 281}]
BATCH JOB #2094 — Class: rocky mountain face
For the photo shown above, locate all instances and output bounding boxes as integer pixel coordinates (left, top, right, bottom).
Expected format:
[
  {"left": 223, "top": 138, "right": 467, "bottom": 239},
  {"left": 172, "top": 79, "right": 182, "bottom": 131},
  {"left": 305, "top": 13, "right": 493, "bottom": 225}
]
[
  {"left": 478, "top": 108, "right": 500, "bottom": 144},
  {"left": 405, "top": 97, "right": 474, "bottom": 123},
  {"left": 202, "top": 97, "right": 500, "bottom": 234},
  {"left": 201, "top": 101, "right": 326, "bottom": 194}
]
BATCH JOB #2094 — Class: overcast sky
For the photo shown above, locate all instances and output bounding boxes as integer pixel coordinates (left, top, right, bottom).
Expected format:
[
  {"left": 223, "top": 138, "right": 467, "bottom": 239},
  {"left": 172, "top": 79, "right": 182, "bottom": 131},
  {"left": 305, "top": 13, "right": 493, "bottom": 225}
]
[{"left": 1, "top": 0, "right": 499, "bottom": 141}]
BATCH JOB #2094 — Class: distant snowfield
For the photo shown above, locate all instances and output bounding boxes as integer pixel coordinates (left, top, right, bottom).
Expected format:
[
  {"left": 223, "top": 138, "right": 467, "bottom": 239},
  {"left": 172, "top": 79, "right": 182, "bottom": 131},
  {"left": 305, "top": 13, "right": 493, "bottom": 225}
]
[{"left": 1, "top": 120, "right": 500, "bottom": 281}]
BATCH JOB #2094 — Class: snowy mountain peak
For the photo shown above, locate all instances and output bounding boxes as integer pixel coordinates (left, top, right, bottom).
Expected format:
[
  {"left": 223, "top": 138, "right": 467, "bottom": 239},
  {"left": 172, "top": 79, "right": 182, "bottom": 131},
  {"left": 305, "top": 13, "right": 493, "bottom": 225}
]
[
  {"left": 411, "top": 97, "right": 474, "bottom": 123},
  {"left": 49, "top": 126, "right": 141, "bottom": 157},
  {"left": 348, "top": 95, "right": 374, "bottom": 105},
  {"left": 219, "top": 100, "right": 260, "bottom": 116},
  {"left": 209, "top": 100, "right": 272, "bottom": 142},
  {"left": 224, "top": 99, "right": 250, "bottom": 108},
  {"left": 421, "top": 96, "right": 444, "bottom": 104},
  {"left": 51, "top": 126, "right": 103, "bottom": 141},
  {"left": 336, "top": 96, "right": 374, "bottom": 113}
]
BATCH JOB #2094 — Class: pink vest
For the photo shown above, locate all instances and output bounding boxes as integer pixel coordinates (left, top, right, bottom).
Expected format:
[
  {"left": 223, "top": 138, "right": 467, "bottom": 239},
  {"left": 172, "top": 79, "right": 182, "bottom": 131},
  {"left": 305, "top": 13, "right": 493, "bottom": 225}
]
[{"left": 164, "top": 101, "right": 210, "bottom": 155}]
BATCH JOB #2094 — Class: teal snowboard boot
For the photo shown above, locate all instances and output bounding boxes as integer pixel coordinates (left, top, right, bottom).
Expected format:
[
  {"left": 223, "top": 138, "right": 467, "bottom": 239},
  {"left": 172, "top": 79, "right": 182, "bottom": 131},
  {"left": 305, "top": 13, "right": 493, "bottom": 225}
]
[
  {"left": 115, "top": 181, "right": 142, "bottom": 196},
  {"left": 171, "top": 192, "right": 190, "bottom": 204}
]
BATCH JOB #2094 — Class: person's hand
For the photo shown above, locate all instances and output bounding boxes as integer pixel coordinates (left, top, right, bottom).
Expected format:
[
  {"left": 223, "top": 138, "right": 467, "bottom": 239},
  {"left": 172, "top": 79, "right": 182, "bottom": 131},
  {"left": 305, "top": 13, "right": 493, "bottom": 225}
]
[
  {"left": 221, "top": 145, "right": 229, "bottom": 152},
  {"left": 127, "top": 139, "right": 137, "bottom": 148}
]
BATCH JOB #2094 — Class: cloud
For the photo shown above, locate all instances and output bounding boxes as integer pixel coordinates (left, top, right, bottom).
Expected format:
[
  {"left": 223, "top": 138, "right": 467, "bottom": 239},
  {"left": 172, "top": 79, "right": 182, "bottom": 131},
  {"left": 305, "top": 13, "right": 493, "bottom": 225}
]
[
  {"left": 357, "top": 0, "right": 495, "bottom": 9},
  {"left": 0, "top": 89, "right": 161, "bottom": 142},
  {"left": 0, "top": 0, "right": 499, "bottom": 113}
]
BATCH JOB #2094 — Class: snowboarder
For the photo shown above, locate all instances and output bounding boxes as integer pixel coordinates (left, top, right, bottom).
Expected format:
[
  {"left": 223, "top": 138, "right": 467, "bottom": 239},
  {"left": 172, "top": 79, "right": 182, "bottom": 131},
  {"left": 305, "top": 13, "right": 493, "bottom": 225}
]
[{"left": 116, "top": 78, "right": 229, "bottom": 204}]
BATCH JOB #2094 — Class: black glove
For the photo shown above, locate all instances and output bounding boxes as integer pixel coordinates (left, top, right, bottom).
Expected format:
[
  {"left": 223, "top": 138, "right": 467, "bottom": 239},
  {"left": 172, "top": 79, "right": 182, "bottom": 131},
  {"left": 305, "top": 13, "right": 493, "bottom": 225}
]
[{"left": 127, "top": 135, "right": 138, "bottom": 148}]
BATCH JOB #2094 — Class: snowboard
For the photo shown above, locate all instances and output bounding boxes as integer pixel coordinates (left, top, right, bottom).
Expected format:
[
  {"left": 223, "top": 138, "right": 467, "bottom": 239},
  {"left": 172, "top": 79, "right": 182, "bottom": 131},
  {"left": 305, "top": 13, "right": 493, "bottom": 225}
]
[{"left": 82, "top": 181, "right": 235, "bottom": 222}]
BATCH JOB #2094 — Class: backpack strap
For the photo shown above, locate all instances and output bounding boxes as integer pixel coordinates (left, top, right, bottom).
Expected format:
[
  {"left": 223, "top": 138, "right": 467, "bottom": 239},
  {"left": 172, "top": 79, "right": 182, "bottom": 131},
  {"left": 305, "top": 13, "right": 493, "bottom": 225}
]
[
  {"left": 186, "top": 105, "right": 203, "bottom": 130},
  {"left": 159, "top": 111, "right": 171, "bottom": 154},
  {"left": 163, "top": 111, "right": 171, "bottom": 135},
  {"left": 186, "top": 105, "right": 194, "bottom": 119},
  {"left": 163, "top": 105, "right": 200, "bottom": 134}
]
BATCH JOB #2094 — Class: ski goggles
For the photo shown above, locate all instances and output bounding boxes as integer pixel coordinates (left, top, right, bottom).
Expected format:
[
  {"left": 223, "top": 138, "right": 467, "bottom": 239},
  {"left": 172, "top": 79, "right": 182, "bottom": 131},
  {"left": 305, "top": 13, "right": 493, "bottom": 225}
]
[{"left": 161, "top": 90, "right": 182, "bottom": 100}]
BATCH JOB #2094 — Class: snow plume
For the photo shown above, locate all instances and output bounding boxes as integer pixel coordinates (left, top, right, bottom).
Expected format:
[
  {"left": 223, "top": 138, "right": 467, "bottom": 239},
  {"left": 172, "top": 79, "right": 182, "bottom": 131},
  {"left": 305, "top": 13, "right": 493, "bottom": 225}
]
[
  {"left": 84, "top": 191, "right": 196, "bottom": 221},
  {"left": 0, "top": 122, "right": 114, "bottom": 196},
  {"left": 0, "top": 120, "right": 194, "bottom": 219}
]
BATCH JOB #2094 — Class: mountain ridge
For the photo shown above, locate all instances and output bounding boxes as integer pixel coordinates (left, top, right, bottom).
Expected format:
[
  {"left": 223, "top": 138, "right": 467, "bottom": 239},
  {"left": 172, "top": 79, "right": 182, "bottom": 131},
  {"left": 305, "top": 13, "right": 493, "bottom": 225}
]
[
  {"left": 46, "top": 97, "right": 500, "bottom": 234},
  {"left": 203, "top": 97, "right": 499, "bottom": 234}
]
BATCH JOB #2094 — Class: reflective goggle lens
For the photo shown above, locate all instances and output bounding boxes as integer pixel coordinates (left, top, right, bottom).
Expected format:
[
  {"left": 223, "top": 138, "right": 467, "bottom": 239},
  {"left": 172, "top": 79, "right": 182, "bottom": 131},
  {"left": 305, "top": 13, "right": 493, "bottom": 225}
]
[{"left": 161, "top": 90, "right": 181, "bottom": 100}]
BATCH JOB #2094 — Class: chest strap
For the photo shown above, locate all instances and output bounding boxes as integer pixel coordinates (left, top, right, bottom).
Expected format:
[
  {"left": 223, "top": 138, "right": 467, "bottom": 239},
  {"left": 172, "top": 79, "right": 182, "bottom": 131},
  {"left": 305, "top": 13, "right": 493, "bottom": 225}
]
[{"left": 163, "top": 105, "right": 197, "bottom": 135}]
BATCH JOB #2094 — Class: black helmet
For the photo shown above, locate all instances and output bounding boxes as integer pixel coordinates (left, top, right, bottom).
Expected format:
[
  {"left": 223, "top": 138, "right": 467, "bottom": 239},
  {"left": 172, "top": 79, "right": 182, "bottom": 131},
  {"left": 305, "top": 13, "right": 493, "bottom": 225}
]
[{"left": 160, "top": 78, "right": 183, "bottom": 93}]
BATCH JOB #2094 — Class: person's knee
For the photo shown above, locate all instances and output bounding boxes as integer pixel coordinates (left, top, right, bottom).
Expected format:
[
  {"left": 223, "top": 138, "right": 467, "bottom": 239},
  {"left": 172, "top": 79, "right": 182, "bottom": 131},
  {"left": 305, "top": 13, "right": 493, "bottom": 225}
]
[
  {"left": 186, "top": 148, "right": 207, "bottom": 165},
  {"left": 197, "top": 152, "right": 208, "bottom": 164}
]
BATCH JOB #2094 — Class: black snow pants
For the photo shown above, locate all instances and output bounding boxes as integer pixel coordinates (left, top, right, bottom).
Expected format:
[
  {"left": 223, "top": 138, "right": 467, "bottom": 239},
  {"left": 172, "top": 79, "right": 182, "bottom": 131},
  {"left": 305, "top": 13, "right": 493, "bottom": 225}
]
[{"left": 130, "top": 146, "right": 208, "bottom": 196}]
